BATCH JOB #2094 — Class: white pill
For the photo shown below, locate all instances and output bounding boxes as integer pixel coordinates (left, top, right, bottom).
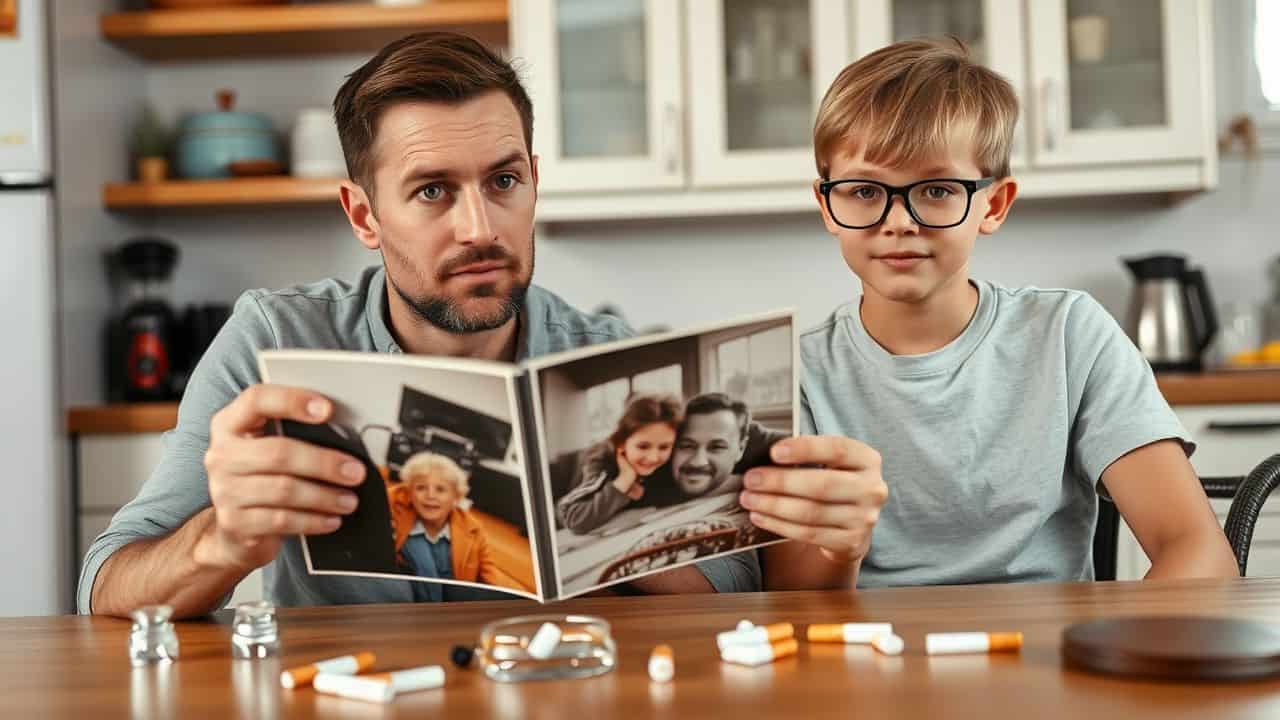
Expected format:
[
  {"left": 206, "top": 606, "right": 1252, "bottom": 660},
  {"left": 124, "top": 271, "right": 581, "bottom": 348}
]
[
  {"left": 736, "top": 620, "right": 754, "bottom": 632},
  {"left": 871, "top": 633, "right": 904, "bottom": 656},
  {"left": 527, "top": 622, "right": 562, "bottom": 660}
]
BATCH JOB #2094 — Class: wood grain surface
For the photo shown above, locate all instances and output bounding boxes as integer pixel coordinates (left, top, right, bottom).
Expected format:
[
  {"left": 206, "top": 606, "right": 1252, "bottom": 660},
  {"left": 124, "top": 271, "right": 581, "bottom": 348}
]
[{"left": 8, "top": 578, "right": 1280, "bottom": 718}]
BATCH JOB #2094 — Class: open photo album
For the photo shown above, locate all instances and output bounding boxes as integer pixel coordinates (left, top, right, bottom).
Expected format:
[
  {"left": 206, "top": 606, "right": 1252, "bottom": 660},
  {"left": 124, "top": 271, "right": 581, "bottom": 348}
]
[{"left": 257, "top": 309, "right": 796, "bottom": 601}]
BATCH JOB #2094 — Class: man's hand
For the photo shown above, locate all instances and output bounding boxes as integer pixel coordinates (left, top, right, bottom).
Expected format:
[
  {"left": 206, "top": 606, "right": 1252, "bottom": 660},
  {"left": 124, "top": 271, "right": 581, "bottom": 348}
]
[
  {"left": 197, "top": 384, "right": 366, "bottom": 573},
  {"left": 740, "top": 435, "right": 887, "bottom": 564}
]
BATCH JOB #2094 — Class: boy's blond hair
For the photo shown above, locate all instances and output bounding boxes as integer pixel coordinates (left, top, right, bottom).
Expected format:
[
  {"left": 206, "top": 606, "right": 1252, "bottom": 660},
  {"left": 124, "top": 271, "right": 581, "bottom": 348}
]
[{"left": 813, "top": 38, "right": 1018, "bottom": 180}]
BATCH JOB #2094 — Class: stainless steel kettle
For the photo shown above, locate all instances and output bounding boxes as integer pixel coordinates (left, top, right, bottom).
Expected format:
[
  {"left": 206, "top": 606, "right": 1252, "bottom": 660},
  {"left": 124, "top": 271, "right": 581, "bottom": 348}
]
[{"left": 1122, "top": 254, "right": 1218, "bottom": 372}]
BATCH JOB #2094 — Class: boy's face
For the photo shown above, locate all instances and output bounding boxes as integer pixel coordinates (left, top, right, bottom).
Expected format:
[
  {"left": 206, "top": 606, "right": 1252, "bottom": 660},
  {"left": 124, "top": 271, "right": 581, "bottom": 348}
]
[{"left": 815, "top": 142, "right": 1014, "bottom": 307}]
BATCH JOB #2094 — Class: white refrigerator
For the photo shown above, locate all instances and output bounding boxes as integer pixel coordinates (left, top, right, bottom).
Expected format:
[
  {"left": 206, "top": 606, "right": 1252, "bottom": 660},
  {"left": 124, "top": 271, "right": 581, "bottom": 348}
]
[{"left": 0, "top": 0, "right": 65, "bottom": 616}]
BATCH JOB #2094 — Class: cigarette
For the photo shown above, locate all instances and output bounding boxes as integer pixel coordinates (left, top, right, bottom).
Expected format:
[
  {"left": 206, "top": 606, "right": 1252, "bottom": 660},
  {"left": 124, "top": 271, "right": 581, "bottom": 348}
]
[
  {"left": 715, "top": 622, "right": 795, "bottom": 651},
  {"left": 313, "top": 665, "right": 444, "bottom": 704},
  {"left": 280, "top": 651, "right": 376, "bottom": 689},
  {"left": 648, "top": 645, "right": 674, "bottom": 683},
  {"left": 806, "top": 623, "right": 894, "bottom": 644},
  {"left": 527, "top": 622, "right": 562, "bottom": 660},
  {"left": 925, "top": 632, "right": 1023, "bottom": 656},
  {"left": 870, "top": 633, "right": 905, "bottom": 656},
  {"left": 720, "top": 637, "right": 799, "bottom": 667}
]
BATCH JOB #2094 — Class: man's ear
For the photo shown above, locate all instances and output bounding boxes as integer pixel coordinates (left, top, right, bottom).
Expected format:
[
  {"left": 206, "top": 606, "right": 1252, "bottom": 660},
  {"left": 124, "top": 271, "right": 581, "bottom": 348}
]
[
  {"left": 978, "top": 177, "right": 1018, "bottom": 235},
  {"left": 340, "top": 180, "right": 381, "bottom": 250}
]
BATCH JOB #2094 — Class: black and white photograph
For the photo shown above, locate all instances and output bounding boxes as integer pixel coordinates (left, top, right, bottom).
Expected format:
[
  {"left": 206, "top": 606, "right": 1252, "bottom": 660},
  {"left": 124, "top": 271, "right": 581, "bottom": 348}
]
[
  {"left": 531, "top": 314, "right": 796, "bottom": 596},
  {"left": 259, "top": 352, "right": 541, "bottom": 601}
]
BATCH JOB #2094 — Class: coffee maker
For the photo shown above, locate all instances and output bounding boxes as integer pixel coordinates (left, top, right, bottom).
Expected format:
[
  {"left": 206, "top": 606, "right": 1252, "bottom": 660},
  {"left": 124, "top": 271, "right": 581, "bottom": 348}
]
[
  {"left": 1122, "top": 253, "right": 1218, "bottom": 372},
  {"left": 106, "top": 238, "right": 179, "bottom": 402}
]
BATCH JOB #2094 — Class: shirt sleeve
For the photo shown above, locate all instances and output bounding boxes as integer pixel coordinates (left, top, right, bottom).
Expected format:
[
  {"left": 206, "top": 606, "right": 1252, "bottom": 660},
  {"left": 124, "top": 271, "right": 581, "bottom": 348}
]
[
  {"left": 1065, "top": 293, "right": 1193, "bottom": 487},
  {"left": 693, "top": 550, "right": 762, "bottom": 593},
  {"left": 76, "top": 292, "right": 277, "bottom": 614}
]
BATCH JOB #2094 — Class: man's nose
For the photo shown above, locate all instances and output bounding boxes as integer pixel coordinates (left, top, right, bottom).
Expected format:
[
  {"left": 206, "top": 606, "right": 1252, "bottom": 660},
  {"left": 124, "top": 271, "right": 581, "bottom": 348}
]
[
  {"left": 881, "top": 196, "right": 918, "bottom": 234},
  {"left": 454, "top": 185, "right": 494, "bottom": 245}
]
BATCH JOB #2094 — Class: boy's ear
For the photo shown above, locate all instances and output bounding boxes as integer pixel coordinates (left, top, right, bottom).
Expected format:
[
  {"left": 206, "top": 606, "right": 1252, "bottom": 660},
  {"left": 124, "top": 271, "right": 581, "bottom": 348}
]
[
  {"left": 340, "top": 180, "right": 382, "bottom": 250},
  {"left": 978, "top": 177, "right": 1018, "bottom": 235},
  {"left": 814, "top": 180, "right": 841, "bottom": 235}
]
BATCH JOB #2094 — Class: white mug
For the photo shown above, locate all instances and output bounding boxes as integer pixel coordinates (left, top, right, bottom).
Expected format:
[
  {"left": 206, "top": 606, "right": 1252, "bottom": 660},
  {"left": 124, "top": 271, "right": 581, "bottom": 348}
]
[{"left": 290, "top": 108, "right": 347, "bottom": 179}]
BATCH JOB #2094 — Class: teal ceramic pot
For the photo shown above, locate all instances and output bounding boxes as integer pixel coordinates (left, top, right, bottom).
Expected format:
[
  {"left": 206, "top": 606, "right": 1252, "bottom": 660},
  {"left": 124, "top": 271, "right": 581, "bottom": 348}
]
[{"left": 174, "top": 110, "right": 281, "bottom": 179}]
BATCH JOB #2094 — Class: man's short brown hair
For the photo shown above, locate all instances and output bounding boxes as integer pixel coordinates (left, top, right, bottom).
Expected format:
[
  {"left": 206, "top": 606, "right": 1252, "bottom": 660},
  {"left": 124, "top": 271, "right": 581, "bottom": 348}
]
[
  {"left": 813, "top": 38, "right": 1018, "bottom": 180},
  {"left": 333, "top": 31, "right": 534, "bottom": 191}
]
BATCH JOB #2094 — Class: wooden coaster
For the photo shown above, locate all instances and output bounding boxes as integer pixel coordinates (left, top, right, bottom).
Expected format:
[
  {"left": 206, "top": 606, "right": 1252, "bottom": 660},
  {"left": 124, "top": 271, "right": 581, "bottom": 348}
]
[{"left": 1063, "top": 617, "right": 1280, "bottom": 682}]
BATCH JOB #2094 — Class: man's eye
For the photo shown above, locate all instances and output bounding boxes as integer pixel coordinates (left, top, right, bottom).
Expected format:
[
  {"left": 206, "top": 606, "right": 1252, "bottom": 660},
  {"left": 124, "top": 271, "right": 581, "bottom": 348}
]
[
  {"left": 493, "top": 173, "right": 518, "bottom": 191},
  {"left": 417, "top": 184, "right": 445, "bottom": 201}
]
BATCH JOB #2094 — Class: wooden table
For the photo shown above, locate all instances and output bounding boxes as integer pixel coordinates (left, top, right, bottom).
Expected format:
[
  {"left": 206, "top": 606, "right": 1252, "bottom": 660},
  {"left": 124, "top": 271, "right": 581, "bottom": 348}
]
[{"left": 10, "top": 578, "right": 1280, "bottom": 718}]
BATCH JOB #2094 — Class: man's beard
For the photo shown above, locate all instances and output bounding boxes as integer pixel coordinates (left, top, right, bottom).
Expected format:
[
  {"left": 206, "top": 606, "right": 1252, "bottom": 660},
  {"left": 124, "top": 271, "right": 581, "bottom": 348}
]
[{"left": 388, "top": 240, "right": 534, "bottom": 334}]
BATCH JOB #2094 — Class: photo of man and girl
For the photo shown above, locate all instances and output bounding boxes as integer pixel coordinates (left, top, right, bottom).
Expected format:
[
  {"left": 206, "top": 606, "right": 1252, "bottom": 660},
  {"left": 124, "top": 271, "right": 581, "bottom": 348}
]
[
  {"left": 258, "top": 352, "right": 542, "bottom": 601},
  {"left": 532, "top": 314, "right": 795, "bottom": 595}
]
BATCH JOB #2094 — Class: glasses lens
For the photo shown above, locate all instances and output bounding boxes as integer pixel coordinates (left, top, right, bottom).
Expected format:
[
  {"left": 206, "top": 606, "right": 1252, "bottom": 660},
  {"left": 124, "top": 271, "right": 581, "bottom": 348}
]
[
  {"left": 908, "top": 181, "right": 969, "bottom": 227},
  {"left": 826, "top": 182, "right": 888, "bottom": 228}
]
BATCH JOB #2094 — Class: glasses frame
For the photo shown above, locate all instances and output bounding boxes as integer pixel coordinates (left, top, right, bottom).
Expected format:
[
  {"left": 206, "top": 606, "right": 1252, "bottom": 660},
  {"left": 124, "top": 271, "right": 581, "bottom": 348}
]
[{"left": 818, "top": 177, "right": 996, "bottom": 229}]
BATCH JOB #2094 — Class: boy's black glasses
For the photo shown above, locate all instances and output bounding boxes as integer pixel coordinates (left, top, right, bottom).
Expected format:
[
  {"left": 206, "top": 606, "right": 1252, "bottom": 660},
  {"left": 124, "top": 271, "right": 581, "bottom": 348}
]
[{"left": 818, "top": 177, "right": 995, "bottom": 229}]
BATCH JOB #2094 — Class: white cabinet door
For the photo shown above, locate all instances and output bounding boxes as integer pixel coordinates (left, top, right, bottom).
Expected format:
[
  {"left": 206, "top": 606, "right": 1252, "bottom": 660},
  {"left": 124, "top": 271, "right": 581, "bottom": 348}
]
[
  {"left": 1174, "top": 404, "right": 1280, "bottom": 478},
  {"left": 512, "top": 0, "right": 685, "bottom": 193},
  {"left": 853, "top": 0, "right": 1028, "bottom": 170},
  {"left": 1026, "top": 0, "right": 1206, "bottom": 167},
  {"left": 685, "top": 0, "right": 849, "bottom": 187}
]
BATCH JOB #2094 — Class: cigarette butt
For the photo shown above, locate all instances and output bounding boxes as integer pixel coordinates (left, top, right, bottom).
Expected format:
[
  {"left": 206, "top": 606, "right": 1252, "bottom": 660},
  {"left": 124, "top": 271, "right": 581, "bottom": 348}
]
[
  {"left": 280, "top": 651, "right": 376, "bottom": 689},
  {"left": 926, "top": 632, "right": 1023, "bottom": 656},
  {"left": 720, "top": 637, "right": 798, "bottom": 667},
  {"left": 648, "top": 644, "right": 674, "bottom": 682}
]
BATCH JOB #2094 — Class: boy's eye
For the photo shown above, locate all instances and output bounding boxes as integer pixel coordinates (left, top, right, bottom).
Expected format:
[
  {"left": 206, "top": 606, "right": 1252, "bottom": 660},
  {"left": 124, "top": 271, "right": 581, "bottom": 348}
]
[
  {"left": 846, "top": 184, "right": 883, "bottom": 201},
  {"left": 417, "top": 184, "right": 445, "bottom": 201},
  {"left": 919, "top": 183, "right": 959, "bottom": 200}
]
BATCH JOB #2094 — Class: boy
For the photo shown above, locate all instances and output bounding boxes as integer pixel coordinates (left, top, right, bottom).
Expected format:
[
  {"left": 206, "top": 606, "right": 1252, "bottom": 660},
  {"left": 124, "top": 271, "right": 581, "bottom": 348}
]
[{"left": 740, "top": 39, "right": 1237, "bottom": 588}]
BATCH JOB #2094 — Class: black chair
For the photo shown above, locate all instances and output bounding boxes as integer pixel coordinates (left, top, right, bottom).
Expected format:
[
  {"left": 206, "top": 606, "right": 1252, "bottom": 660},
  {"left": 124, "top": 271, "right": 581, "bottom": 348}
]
[{"left": 1093, "top": 454, "right": 1280, "bottom": 580}]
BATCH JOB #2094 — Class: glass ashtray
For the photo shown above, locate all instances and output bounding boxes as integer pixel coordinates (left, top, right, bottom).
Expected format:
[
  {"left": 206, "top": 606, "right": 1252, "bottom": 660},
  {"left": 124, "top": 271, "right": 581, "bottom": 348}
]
[{"left": 477, "top": 614, "right": 616, "bottom": 682}]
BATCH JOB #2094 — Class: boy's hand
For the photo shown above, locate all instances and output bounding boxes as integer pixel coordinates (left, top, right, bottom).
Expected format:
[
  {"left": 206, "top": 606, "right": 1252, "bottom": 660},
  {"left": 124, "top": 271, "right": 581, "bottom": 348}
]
[{"left": 739, "top": 435, "right": 887, "bottom": 563}]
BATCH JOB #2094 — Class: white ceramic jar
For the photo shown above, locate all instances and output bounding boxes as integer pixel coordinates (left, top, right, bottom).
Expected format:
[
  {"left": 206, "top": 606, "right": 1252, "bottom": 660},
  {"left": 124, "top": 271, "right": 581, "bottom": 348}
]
[{"left": 290, "top": 108, "right": 347, "bottom": 178}]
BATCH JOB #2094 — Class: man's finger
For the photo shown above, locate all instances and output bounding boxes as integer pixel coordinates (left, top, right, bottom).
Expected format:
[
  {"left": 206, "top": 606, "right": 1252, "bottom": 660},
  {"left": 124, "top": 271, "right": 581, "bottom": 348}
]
[
  {"left": 739, "top": 489, "right": 861, "bottom": 528},
  {"left": 223, "top": 507, "right": 344, "bottom": 538},
  {"left": 210, "top": 384, "right": 333, "bottom": 438},
  {"left": 225, "top": 473, "right": 359, "bottom": 516},
  {"left": 770, "top": 435, "right": 881, "bottom": 471},
  {"left": 743, "top": 466, "right": 886, "bottom": 505},
  {"left": 211, "top": 435, "right": 365, "bottom": 488},
  {"left": 747, "top": 511, "right": 860, "bottom": 552}
]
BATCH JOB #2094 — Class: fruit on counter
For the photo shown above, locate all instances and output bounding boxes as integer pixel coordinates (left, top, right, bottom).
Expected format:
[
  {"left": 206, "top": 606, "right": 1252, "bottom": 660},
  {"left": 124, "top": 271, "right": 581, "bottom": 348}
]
[{"left": 1229, "top": 341, "right": 1280, "bottom": 366}]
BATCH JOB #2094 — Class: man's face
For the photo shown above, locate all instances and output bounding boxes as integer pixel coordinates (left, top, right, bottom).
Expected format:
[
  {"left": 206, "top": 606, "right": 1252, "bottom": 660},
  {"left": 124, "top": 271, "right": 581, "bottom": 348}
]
[
  {"left": 349, "top": 91, "right": 538, "bottom": 333},
  {"left": 816, "top": 140, "right": 1009, "bottom": 308},
  {"left": 672, "top": 410, "right": 744, "bottom": 497}
]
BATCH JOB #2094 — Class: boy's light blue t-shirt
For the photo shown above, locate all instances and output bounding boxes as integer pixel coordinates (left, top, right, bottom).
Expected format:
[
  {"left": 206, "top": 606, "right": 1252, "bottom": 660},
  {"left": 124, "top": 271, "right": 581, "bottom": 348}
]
[{"left": 799, "top": 279, "right": 1192, "bottom": 588}]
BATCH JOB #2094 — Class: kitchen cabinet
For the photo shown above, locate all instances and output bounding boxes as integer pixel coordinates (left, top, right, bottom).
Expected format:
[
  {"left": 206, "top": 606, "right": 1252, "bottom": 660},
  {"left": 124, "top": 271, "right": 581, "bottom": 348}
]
[
  {"left": 1114, "top": 402, "right": 1280, "bottom": 581},
  {"left": 72, "top": 428, "right": 262, "bottom": 608},
  {"left": 513, "top": 0, "right": 1216, "bottom": 222}
]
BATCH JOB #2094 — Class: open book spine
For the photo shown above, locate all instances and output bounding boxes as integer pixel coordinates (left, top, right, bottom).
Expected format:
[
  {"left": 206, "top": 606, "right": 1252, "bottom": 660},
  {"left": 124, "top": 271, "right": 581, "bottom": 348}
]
[{"left": 516, "top": 371, "right": 559, "bottom": 602}]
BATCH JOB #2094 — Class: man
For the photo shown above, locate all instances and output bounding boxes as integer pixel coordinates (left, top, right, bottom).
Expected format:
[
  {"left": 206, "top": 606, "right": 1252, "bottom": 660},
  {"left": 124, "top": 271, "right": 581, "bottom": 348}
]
[
  {"left": 81, "top": 32, "right": 887, "bottom": 618},
  {"left": 669, "top": 393, "right": 782, "bottom": 501}
]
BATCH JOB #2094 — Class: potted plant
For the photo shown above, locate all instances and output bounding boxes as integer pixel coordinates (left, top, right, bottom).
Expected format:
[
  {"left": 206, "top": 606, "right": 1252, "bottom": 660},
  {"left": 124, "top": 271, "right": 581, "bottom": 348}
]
[{"left": 132, "top": 104, "right": 172, "bottom": 183}]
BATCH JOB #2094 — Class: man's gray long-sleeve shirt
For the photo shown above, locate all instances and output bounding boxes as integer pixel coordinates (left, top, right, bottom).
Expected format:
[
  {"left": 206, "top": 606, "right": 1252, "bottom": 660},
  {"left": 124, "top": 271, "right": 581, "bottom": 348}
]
[{"left": 77, "top": 266, "right": 760, "bottom": 613}]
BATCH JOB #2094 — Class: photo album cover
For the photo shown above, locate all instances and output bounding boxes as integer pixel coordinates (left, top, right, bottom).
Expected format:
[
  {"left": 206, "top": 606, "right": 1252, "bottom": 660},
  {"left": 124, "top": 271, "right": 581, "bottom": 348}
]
[{"left": 257, "top": 309, "right": 796, "bottom": 602}]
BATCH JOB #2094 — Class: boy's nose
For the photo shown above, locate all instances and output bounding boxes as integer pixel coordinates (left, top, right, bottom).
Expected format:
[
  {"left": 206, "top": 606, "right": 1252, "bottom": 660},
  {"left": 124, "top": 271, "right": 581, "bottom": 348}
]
[{"left": 881, "top": 197, "right": 918, "bottom": 234}]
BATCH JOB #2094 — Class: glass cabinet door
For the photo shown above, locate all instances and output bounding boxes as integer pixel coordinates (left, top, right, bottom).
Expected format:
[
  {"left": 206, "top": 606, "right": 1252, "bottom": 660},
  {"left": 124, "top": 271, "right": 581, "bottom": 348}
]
[
  {"left": 1027, "top": 0, "right": 1204, "bottom": 166},
  {"left": 686, "top": 0, "right": 850, "bottom": 188},
  {"left": 856, "top": 0, "right": 1027, "bottom": 170},
  {"left": 513, "top": 0, "right": 683, "bottom": 193}
]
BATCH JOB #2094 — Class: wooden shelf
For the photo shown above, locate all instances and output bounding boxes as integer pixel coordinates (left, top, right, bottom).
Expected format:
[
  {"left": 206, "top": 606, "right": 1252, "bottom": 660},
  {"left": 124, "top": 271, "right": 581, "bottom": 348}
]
[
  {"left": 1157, "top": 370, "right": 1280, "bottom": 406},
  {"left": 104, "top": 176, "right": 344, "bottom": 210},
  {"left": 100, "top": 1, "right": 508, "bottom": 61},
  {"left": 67, "top": 403, "right": 179, "bottom": 435}
]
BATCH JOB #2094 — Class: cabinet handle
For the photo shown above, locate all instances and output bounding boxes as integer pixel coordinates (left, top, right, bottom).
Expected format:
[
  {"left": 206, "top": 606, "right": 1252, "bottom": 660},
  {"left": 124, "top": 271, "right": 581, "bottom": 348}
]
[
  {"left": 1206, "top": 420, "right": 1280, "bottom": 433},
  {"left": 663, "top": 102, "right": 680, "bottom": 174},
  {"left": 1041, "top": 78, "right": 1059, "bottom": 152}
]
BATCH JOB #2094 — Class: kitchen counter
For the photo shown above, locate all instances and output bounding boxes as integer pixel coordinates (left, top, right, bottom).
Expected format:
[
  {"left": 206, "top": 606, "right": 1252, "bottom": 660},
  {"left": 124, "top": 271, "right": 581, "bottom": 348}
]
[
  {"left": 1155, "top": 370, "right": 1280, "bottom": 406},
  {"left": 63, "top": 371, "right": 1280, "bottom": 434}
]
